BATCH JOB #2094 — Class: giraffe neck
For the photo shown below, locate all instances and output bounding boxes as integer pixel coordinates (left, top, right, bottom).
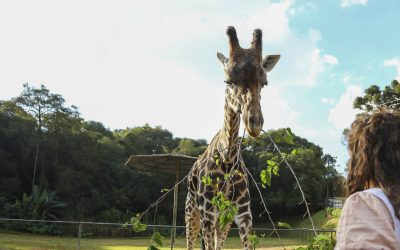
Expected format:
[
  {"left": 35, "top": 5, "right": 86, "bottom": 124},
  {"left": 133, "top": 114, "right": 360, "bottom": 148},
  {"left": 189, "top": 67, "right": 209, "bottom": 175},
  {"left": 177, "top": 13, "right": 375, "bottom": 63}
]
[{"left": 217, "top": 95, "right": 240, "bottom": 164}]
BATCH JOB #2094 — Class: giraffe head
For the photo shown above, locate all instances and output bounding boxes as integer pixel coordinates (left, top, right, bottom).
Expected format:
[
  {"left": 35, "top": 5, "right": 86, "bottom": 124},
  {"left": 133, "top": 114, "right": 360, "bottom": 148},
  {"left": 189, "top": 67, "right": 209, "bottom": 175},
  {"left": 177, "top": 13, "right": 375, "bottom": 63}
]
[{"left": 217, "top": 26, "right": 280, "bottom": 138}]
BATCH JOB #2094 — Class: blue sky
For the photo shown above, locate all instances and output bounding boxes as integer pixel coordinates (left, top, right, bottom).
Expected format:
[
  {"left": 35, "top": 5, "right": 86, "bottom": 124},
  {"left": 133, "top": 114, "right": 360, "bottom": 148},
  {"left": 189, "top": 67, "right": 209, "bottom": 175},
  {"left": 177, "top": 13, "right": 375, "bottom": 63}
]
[{"left": 1, "top": 0, "right": 399, "bottom": 173}]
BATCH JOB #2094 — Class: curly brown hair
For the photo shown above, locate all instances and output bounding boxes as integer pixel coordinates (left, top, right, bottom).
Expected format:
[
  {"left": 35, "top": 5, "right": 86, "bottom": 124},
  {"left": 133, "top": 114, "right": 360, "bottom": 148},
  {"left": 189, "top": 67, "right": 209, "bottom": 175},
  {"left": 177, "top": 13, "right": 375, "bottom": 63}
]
[{"left": 347, "top": 108, "right": 400, "bottom": 219}]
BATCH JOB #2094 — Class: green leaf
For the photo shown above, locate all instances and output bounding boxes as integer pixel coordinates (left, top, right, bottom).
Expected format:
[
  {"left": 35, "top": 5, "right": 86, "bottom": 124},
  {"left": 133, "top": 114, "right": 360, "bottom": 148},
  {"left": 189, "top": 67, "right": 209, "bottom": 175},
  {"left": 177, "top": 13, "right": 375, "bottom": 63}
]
[
  {"left": 314, "top": 234, "right": 330, "bottom": 242},
  {"left": 151, "top": 231, "right": 164, "bottom": 246},
  {"left": 260, "top": 169, "right": 272, "bottom": 187},
  {"left": 283, "top": 128, "right": 294, "bottom": 145},
  {"left": 211, "top": 192, "right": 237, "bottom": 229},
  {"left": 224, "top": 174, "right": 230, "bottom": 180},
  {"left": 272, "top": 165, "right": 280, "bottom": 176},
  {"left": 147, "top": 244, "right": 160, "bottom": 250},
  {"left": 201, "top": 175, "right": 212, "bottom": 186},
  {"left": 248, "top": 234, "right": 261, "bottom": 247},
  {"left": 291, "top": 149, "right": 298, "bottom": 155},
  {"left": 214, "top": 154, "right": 221, "bottom": 166},
  {"left": 130, "top": 214, "right": 147, "bottom": 232},
  {"left": 277, "top": 221, "right": 292, "bottom": 228},
  {"left": 267, "top": 159, "right": 277, "bottom": 166},
  {"left": 160, "top": 188, "right": 169, "bottom": 193}
]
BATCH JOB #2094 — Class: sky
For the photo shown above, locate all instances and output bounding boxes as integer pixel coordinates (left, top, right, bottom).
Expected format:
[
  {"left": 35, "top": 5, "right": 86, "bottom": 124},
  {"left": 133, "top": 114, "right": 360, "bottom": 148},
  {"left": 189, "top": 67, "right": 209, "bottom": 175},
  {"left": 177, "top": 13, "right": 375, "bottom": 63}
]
[{"left": 1, "top": 0, "right": 399, "bottom": 174}]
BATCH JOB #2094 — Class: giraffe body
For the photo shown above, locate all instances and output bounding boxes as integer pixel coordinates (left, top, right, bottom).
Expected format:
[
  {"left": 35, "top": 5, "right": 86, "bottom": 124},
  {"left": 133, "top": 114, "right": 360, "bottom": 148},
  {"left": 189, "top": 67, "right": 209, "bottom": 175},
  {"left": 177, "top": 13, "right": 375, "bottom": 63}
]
[{"left": 185, "top": 26, "right": 280, "bottom": 250}]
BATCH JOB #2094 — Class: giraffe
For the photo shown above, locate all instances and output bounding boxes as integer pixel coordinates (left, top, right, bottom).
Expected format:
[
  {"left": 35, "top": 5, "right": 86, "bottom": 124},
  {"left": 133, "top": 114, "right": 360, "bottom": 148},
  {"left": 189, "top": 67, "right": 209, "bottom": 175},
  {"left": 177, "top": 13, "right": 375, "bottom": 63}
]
[{"left": 185, "top": 26, "right": 280, "bottom": 250}]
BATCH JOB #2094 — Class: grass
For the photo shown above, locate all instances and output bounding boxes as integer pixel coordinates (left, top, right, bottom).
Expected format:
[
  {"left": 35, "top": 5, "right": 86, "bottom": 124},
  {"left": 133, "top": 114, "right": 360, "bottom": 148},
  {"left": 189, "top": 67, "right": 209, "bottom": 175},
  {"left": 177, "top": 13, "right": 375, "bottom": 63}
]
[
  {"left": 291, "top": 210, "right": 338, "bottom": 229},
  {"left": 0, "top": 232, "right": 306, "bottom": 250},
  {"left": 1, "top": 210, "right": 340, "bottom": 250},
  {"left": 292, "top": 210, "right": 327, "bottom": 229}
]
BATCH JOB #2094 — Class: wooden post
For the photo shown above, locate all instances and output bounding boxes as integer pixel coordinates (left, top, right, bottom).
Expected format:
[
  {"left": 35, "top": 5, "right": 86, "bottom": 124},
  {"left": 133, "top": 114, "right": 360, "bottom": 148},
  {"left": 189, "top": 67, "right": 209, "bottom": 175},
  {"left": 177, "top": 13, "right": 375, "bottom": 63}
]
[{"left": 170, "top": 158, "right": 181, "bottom": 250}]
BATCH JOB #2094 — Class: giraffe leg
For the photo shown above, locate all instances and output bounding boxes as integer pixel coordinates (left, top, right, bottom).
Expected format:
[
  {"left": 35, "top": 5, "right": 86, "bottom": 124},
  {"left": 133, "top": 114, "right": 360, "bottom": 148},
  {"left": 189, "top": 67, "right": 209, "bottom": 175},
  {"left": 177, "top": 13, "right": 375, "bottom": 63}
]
[
  {"left": 215, "top": 221, "right": 232, "bottom": 250},
  {"left": 200, "top": 205, "right": 217, "bottom": 250},
  {"left": 234, "top": 203, "right": 253, "bottom": 250},
  {"left": 185, "top": 195, "right": 201, "bottom": 250}
]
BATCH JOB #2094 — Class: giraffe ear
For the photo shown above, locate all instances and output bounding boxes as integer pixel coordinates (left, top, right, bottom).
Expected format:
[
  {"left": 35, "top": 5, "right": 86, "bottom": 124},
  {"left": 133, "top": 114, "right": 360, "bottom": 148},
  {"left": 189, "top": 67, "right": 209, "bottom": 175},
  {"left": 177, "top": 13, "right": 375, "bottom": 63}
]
[
  {"left": 262, "top": 55, "right": 280, "bottom": 73},
  {"left": 217, "top": 52, "right": 228, "bottom": 67}
]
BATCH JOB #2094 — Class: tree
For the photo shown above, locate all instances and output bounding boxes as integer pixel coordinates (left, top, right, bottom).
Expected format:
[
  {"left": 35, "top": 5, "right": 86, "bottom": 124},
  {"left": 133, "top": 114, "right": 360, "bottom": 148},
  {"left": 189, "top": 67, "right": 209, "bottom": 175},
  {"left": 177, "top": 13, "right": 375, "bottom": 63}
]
[
  {"left": 114, "top": 124, "right": 178, "bottom": 157},
  {"left": 242, "top": 129, "right": 330, "bottom": 218},
  {"left": 322, "top": 155, "right": 343, "bottom": 197},
  {"left": 353, "top": 80, "right": 400, "bottom": 112},
  {"left": 174, "top": 138, "right": 207, "bottom": 157},
  {"left": 0, "top": 102, "right": 36, "bottom": 200},
  {"left": 12, "top": 84, "right": 78, "bottom": 191}
]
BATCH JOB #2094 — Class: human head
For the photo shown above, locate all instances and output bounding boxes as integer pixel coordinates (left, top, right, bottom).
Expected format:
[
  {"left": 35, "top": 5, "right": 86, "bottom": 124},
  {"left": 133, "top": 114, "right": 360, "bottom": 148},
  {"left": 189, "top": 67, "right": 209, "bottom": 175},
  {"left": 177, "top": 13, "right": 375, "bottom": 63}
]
[{"left": 347, "top": 108, "right": 400, "bottom": 218}]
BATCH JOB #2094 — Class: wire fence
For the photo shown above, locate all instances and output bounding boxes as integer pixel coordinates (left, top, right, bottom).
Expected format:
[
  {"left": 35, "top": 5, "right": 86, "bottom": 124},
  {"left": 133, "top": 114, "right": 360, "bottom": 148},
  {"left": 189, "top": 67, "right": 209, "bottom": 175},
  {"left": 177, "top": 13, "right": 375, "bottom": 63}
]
[{"left": 0, "top": 218, "right": 335, "bottom": 249}]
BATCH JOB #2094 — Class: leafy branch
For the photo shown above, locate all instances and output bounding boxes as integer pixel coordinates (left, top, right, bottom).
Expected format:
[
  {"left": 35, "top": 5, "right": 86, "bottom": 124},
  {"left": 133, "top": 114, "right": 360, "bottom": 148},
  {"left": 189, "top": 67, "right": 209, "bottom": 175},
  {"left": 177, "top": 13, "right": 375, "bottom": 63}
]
[{"left": 263, "top": 130, "right": 317, "bottom": 236}]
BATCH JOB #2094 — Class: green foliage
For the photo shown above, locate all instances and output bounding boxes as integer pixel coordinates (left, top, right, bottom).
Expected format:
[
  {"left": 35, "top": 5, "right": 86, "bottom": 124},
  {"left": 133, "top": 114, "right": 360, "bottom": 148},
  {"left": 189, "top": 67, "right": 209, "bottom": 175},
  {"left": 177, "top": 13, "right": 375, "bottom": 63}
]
[
  {"left": 283, "top": 128, "right": 295, "bottom": 145},
  {"left": 128, "top": 214, "right": 147, "bottom": 233},
  {"left": 98, "top": 208, "right": 128, "bottom": 223},
  {"left": 297, "top": 233, "right": 335, "bottom": 250},
  {"left": 260, "top": 160, "right": 280, "bottom": 188},
  {"left": 242, "top": 128, "right": 335, "bottom": 219},
  {"left": 248, "top": 234, "right": 260, "bottom": 248},
  {"left": 13, "top": 83, "right": 79, "bottom": 132},
  {"left": 0, "top": 84, "right": 342, "bottom": 238},
  {"left": 201, "top": 175, "right": 212, "bottom": 186},
  {"left": 211, "top": 192, "right": 238, "bottom": 229},
  {"left": 2, "top": 185, "right": 65, "bottom": 234},
  {"left": 174, "top": 138, "right": 207, "bottom": 157},
  {"left": 147, "top": 231, "right": 164, "bottom": 250},
  {"left": 214, "top": 154, "right": 222, "bottom": 166},
  {"left": 277, "top": 221, "right": 292, "bottom": 229},
  {"left": 353, "top": 80, "right": 400, "bottom": 112},
  {"left": 7, "top": 185, "right": 65, "bottom": 220},
  {"left": 331, "top": 208, "right": 342, "bottom": 218}
]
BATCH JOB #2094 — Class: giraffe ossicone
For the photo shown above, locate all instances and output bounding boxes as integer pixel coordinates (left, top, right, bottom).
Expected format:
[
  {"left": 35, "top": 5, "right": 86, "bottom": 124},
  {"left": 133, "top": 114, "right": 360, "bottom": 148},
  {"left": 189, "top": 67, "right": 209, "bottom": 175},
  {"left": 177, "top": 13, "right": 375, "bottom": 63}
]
[{"left": 185, "top": 26, "right": 280, "bottom": 250}]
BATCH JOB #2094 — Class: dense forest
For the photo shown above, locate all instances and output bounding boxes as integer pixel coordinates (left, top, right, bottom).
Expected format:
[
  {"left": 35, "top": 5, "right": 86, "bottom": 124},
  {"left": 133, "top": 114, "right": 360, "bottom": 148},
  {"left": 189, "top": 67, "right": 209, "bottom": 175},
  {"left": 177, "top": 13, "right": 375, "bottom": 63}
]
[{"left": 0, "top": 84, "right": 345, "bottom": 229}]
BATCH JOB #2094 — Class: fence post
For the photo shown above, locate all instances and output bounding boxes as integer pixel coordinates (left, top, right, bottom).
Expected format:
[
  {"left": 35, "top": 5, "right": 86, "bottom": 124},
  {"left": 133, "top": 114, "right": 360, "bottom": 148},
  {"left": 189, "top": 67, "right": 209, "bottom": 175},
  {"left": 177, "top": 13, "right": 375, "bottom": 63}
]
[{"left": 77, "top": 223, "right": 82, "bottom": 250}]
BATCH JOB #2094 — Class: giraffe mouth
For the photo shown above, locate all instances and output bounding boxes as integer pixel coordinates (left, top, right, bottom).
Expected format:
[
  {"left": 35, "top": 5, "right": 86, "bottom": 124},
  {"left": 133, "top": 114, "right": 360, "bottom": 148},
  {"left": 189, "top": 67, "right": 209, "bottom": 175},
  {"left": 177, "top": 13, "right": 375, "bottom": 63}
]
[
  {"left": 244, "top": 113, "right": 263, "bottom": 138},
  {"left": 246, "top": 127, "right": 262, "bottom": 138}
]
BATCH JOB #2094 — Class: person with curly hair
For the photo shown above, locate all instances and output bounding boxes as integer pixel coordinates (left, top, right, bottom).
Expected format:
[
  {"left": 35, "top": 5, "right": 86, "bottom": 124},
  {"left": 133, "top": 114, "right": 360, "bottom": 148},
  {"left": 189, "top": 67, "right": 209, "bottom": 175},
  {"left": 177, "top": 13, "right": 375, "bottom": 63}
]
[{"left": 335, "top": 108, "right": 400, "bottom": 249}]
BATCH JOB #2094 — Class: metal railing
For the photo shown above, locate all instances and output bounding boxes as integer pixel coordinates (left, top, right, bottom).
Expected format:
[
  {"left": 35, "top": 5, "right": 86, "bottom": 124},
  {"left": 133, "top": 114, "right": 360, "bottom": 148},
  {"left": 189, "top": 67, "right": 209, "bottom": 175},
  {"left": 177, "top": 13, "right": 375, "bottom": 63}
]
[{"left": 0, "top": 218, "right": 336, "bottom": 249}]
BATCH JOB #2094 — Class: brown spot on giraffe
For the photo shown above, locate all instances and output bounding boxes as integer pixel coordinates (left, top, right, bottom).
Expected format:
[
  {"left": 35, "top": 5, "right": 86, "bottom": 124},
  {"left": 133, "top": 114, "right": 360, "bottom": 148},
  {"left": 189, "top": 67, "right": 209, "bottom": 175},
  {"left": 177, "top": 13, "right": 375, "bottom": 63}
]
[{"left": 185, "top": 26, "right": 280, "bottom": 250}]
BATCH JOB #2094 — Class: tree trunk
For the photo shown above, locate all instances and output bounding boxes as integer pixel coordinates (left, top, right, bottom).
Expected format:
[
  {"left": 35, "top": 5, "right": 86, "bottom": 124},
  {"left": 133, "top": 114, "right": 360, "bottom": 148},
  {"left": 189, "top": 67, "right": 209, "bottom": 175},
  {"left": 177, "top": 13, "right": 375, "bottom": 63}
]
[{"left": 32, "top": 142, "right": 39, "bottom": 192}]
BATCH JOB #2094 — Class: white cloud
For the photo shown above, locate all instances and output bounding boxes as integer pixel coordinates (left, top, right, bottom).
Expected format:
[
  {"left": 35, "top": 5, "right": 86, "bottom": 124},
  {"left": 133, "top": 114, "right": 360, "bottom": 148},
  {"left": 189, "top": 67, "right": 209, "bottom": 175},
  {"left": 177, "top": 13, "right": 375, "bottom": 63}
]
[
  {"left": 0, "top": 0, "right": 305, "bottom": 141},
  {"left": 305, "top": 49, "right": 339, "bottom": 87},
  {"left": 261, "top": 86, "right": 300, "bottom": 130},
  {"left": 341, "top": 0, "right": 368, "bottom": 8},
  {"left": 0, "top": 0, "right": 339, "bottom": 147},
  {"left": 288, "top": 2, "right": 317, "bottom": 16},
  {"left": 384, "top": 58, "right": 400, "bottom": 81},
  {"left": 321, "top": 98, "right": 335, "bottom": 105},
  {"left": 323, "top": 55, "right": 339, "bottom": 65},
  {"left": 328, "top": 85, "right": 363, "bottom": 129},
  {"left": 342, "top": 72, "right": 352, "bottom": 85}
]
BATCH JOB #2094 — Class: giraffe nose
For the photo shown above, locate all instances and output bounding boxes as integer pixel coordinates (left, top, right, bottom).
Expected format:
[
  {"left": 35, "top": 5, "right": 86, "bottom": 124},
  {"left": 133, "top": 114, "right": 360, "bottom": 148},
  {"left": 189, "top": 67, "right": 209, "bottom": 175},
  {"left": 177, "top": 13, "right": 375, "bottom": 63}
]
[
  {"left": 246, "top": 112, "right": 263, "bottom": 137},
  {"left": 249, "top": 117, "right": 256, "bottom": 127},
  {"left": 249, "top": 115, "right": 263, "bottom": 128}
]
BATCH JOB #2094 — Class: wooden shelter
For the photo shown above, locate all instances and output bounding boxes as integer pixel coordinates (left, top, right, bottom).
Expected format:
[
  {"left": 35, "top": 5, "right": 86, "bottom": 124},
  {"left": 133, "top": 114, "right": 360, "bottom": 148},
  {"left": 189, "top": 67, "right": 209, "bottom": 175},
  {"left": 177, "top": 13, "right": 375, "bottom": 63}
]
[{"left": 125, "top": 154, "right": 197, "bottom": 249}]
